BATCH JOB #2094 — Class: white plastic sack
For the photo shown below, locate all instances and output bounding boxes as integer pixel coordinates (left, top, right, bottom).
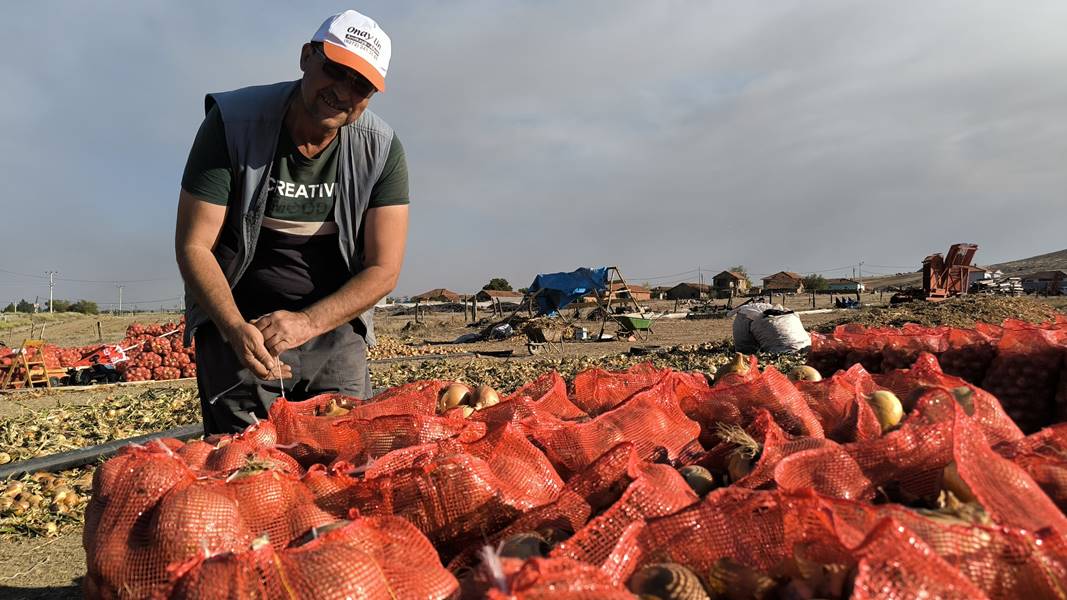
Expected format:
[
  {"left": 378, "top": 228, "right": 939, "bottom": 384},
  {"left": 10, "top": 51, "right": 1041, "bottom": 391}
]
[
  {"left": 730, "top": 303, "right": 777, "bottom": 354},
  {"left": 749, "top": 312, "right": 811, "bottom": 354}
]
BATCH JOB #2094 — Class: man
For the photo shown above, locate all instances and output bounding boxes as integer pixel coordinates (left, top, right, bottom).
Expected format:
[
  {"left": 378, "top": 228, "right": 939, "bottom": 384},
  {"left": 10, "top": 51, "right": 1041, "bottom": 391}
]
[{"left": 175, "top": 10, "right": 408, "bottom": 434}]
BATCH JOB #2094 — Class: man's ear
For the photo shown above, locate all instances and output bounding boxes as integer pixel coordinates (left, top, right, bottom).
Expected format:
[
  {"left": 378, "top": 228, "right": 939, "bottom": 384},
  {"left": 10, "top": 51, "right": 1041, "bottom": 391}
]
[{"left": 299, "top": 43, "right": 313, "bottom": 73}]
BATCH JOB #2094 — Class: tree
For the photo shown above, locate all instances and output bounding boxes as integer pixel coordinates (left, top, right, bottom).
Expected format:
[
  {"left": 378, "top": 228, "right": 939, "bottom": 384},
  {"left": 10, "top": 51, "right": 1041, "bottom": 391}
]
[
  {"left": 69, "top": 300, "right": 99, "bottom": 314},
  {"left": 48, "top": 299, "right": 72, "bottom": 312},
  {"left": 803, "top": 274, "right": 829, "bottom": 292},
  {"left": 2, "top": 303, "right": 14, "bottom": 313},
  {"left": 730, "top": 265, "right": 754, "bottom": 288},
  {"left": 16, "top": 299, "right": 34, "bottom": 313},
  {"left": 482, "top": 278, "right": 512, "bottom": 291}
]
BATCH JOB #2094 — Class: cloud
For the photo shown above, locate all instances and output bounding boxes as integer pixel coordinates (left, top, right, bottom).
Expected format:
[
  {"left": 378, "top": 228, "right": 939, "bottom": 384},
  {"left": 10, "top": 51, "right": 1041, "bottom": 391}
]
[{"left": 0, "top": 0, "right": 1065, "bottom": 308}]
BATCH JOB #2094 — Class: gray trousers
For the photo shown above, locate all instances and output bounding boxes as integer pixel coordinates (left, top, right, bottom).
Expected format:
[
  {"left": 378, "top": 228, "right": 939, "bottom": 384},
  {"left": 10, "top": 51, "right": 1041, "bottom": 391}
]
[{"left": 194, "top": 321, "right": 371, "bottom": 435}]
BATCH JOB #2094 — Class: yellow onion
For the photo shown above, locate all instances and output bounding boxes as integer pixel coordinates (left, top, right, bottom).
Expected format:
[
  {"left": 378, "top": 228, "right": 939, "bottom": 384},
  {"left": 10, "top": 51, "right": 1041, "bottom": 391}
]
[
  {"left": 472, "top": 385, "right": 501, "bottom": 410},
  {"left": 866, "top": 390, "right": 903, "bottom": 432},
  {"left": 788, "top": 365, "right": 822, "bottom": 382},
  {"left": 437, "top": 383, "right": 471, "bottom": 413}
]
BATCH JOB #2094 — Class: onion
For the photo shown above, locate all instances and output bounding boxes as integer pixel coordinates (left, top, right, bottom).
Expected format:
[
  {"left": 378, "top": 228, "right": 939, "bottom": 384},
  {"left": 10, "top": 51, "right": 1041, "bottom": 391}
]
[
  {"left": 714, "top": 353, "right": 750, "bottom": 382},
  {"left": 727, "top": 453, "right": 753, "bottom": 483},
  {"left": 437, "top": 383, "right": 471, "bottom": 413},
  {"left": 942, "top": 462, "right": 977, "bottom": 503},
  {"left": 788, "top": 365, "right": 823, "bottom": 382},
  {"left": 629, "top": 563, "right": 709, "bottom": 600},
  {"left": 472, "top": 385, "right": 501, "bottom": 410},
  {"left": 866, "top": 390, "right": 903, "bottom": 432},
  {"left": 498, "top": 532, "right": 551, "bottom": 559},
  {"left": 460, "top": 406, "right": 475, "bottom": 418},
  {"left": 679, "top": 465, "right": 717, "bottom": 497}
]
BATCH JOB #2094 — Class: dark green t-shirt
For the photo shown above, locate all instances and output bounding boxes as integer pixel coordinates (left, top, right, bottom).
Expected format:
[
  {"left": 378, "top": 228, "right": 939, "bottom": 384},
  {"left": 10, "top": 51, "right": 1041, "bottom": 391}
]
[
  {"left": 181, "top": 105, "right": 409, "bottom": 216},
  {"left": 180, "top": 106, "right": 409, "bottom": 320}
]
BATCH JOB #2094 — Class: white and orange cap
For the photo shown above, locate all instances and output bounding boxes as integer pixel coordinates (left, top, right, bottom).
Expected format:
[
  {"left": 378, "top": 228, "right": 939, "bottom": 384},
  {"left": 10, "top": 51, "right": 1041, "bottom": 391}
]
[{"left": 311, "top": 10, "right": 391, "bottom": 92}]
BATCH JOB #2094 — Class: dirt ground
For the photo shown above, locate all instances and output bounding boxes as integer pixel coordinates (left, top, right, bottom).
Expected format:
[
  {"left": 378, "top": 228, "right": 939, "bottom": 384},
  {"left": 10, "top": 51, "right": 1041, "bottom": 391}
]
[
  {"left": 0, "top": 312, "right": 183, "bottom": 349},
  {"left": 0, "top": 533, "right": 84, "bottom": 599}
]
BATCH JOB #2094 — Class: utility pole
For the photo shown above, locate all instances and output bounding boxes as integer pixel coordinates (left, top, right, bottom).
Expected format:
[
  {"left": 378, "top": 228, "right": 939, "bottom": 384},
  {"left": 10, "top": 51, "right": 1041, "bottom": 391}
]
[
  {"left": 45, "top": 271, "right": 59, "bottom": 313},
  {"left": 116, "top": 284, "right": 124, "bottom": 315}
]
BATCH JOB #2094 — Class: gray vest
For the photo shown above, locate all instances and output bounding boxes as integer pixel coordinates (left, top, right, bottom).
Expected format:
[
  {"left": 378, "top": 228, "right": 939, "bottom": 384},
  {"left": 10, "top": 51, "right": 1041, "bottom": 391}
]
[{"left": 183, "top": 80, "right": 393, "bottom": 347}]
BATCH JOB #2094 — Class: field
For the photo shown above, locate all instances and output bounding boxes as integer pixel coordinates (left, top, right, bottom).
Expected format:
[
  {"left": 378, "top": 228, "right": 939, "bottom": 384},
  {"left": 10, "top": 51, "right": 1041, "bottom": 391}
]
[{"left": 1, "top": 294, "right": 1065, "bottom": 598}]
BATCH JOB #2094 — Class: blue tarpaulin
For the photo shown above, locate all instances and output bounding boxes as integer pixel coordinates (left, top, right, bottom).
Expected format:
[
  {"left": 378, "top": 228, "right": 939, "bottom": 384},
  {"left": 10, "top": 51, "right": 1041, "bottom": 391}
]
[{"left": 527, "top": 267, "right": 610, "bottom": 315}]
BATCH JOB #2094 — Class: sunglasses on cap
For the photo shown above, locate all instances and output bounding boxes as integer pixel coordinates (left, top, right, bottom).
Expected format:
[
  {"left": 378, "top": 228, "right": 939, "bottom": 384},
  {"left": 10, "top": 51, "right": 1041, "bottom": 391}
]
[{"left": 312, "top": 45, "right": 377, "bottom": 97}]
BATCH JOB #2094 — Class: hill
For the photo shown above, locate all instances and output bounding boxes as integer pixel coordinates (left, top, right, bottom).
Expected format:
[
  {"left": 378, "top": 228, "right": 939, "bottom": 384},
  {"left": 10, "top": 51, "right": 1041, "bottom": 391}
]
[{"left": 865, "top": 247, "right": 1067, "bottom": 290}]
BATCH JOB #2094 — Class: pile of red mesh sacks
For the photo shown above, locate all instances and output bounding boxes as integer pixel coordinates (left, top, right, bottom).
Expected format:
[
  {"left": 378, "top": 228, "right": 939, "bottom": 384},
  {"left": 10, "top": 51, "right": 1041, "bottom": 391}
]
[
  {"left": 809, "top": 317, "right": 1067, "bottom": 433},
  {"left": 84, "top": 350, "right": 1067, "bottom": 598},
  {"left": 116, "top": 319, "right": 196, "bottom": 382}
]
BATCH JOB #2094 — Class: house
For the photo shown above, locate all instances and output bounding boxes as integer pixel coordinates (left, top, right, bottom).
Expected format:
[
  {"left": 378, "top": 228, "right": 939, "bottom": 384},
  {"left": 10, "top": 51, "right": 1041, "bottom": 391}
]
[
  {"left": 826, "top": 278, "right": 865, "bottom": 293},
  {"left": 762, "top": 271, "right": 804, "bottom": 293},
  {"left": 1021, "top": 271, "right": 1067, "bottom": 295},
  {"left": 964, "top": 267, "right": 1003, "bottom": 291},
  {"left": 474, "top": 289, "right": 524, "bottom": 303},
  {"left": 650, "top": 286, "right": 672, "bottom": 300},
  {"left": 587, "top": 282, "right": 652, "bottom": 303},
  {"left": 712, "top": 271, "right": 750, "bottom": 297},
  {"left": 666, "top": 282, "right": 711, "bottom": 300},
  {"left": 411, "top": 288, "right": 463, "bottom": 303}
]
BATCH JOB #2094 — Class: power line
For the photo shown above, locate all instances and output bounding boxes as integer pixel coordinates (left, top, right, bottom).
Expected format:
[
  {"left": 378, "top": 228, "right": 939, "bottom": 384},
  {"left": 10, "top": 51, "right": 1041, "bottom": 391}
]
[
  {"left": 0, "top": 266, "right": 175, "bottom": 284},
  {"left": 626, "top": 268, "right": 699, "bottom": 281}
]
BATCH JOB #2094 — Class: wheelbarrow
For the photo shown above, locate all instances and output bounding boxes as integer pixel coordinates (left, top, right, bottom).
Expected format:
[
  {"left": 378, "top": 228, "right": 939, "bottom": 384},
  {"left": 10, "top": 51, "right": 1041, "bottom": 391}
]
[{"left": 614, "top": 314, "right": 654, "bottom": 341}]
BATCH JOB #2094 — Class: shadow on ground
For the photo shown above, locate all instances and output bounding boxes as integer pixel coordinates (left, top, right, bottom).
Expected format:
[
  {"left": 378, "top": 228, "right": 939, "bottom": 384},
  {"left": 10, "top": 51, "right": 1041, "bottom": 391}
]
[{"left": 0, "top": 579, "right": 82, "bottom": 599}]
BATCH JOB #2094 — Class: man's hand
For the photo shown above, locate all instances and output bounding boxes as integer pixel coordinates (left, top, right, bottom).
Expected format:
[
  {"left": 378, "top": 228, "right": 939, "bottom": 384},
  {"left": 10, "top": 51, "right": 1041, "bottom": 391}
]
[
  {"left": 253, "top": 310, "right": 318, "bottom": 356},
  {"left": 223, "top": 321, "right": 293, "bottom": 379}
]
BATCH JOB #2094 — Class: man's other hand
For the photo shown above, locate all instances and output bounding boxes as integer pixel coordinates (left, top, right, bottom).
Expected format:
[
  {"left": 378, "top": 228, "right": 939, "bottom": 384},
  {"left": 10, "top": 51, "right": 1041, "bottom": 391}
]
[
  {"left": 224, "top": 321, "right": 292, "bottom": 379},
  {"left": 253, "top": 310, "right": 317, "bottom": 356}
]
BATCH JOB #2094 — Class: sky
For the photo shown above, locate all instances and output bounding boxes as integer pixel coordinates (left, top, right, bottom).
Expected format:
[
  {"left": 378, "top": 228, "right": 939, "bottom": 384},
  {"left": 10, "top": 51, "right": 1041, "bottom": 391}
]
[{"left": 1, "top": 1, "right": 1065, "bottom": 310}]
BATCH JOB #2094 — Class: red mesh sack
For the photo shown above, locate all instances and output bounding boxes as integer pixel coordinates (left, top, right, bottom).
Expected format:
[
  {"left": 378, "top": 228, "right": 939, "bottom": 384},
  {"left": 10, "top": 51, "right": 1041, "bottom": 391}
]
[
  {"left": 160, "top": 516, "right": 458, "bottom": 600},
  {"left": 848, "top": 518, "right": 988, "bottom": 600},
  {"left": 834, "top": 324, "right": 889, "bottom": 373},
  {"left": 506, "top": 370, "right": 587, "bottom": 420},
  {"left": 85, "top": 440, "right": 334, "bottom": 599},
  {"left": 704, "top": 367, "right": 825, "bottom": 439},
  {"left": 879, "top": 324, "right": 948, "bottom": 371},
  {"left": 550, "top": 460, "right": 698, "bottom": 584},
  {"left": 485, "top": 557, "right": 634, "bottom": 600},
  {"left": 445, "top": 443, "right": 637, "bottom": 575},
  {"left": 307, "top": 443, "right": 554, "bottom": 558},
  {"left": 269, "top": 396, "right": 364, "bottom": 466},
  {"left": 940, "top": 326, "right": 999, "bottom": 384},
  {"left": 794, "top": 363, "right": 883, "bottom": 443},
  {"left": 981, "top": 325, "right": 1063, "bottom": 433},
  {"left": 348, "top": 378, "right": 446, "bottom": 418},
  {"left": 196, "top": 421, "right": 304, "bottom": 476},
  {"left": 874, "top": 352, "right": 1023, "bottom": 446},
  {"left": 807, "top": 494, "right": 1067, "bottom": 599},
  {"left": 359, "top": 412, "right": 482, "bottom": 459},
  {"left": 531, "top": 373, "right": 702, "bottom": 476},
  {"left": 997, "top": 425, "right": 1067, "bottom": 512},
  {"left": 806, "top": 330, "right": 849, "bottom": 373},
  {"left": 569, "top": 362, "right": 670, "bottom": 416}
]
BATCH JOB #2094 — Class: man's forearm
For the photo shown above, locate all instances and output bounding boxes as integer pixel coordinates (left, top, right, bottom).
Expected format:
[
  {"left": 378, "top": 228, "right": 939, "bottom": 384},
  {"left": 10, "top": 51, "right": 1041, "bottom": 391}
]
[
  {"left": 177, "top": 246, "right": 246, "bottom": 336},
  {"left": 302, "top": 265, "right": 398, "bottom": 336}
]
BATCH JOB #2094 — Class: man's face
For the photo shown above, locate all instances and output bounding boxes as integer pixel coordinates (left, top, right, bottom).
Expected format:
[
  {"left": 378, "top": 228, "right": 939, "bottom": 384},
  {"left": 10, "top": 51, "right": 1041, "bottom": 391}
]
[{"left": 298, "top": 43, "right": 377, "bottom": 130}]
